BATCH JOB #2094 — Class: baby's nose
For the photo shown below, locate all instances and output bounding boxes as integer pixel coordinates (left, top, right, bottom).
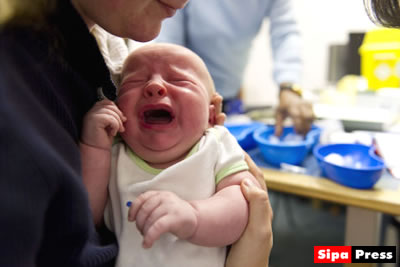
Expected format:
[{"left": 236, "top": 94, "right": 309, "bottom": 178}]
[{"left": 144, "top": 82, "right": 167, "bottom": 98}]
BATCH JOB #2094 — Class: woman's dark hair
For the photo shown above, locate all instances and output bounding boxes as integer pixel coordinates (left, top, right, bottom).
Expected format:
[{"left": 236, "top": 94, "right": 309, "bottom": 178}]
[
  {"left": 0, "top": 0, "right": 65, "bottom": 62},
  {"left": 0, "top": 0, "right": 56, "bottom": 29},
  {"left": 365, "top": 0, "right": 400, "bottom": 28}
]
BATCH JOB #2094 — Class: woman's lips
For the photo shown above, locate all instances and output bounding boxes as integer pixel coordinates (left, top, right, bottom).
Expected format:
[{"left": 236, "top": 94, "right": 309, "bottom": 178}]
[
  {"left": 159, "top": 1, "right": 178, "bottom": 17},
  {"left": 159, "top": 0, "right": 187, "bottom": 10}
]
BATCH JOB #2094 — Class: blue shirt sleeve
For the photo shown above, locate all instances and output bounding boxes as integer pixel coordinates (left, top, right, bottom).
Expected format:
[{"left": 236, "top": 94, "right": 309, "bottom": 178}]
[
  {"left": 268, "top": 0, "right": 302, "bottom": 85},
  {"left": 156, "top": 7, "right": 187, "bottom": 46}
]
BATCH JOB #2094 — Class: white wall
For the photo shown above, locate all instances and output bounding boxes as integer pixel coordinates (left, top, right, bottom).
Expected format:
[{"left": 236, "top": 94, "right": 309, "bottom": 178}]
[{"left": 243, "top": 0, "right": 377, "bottom": 107}]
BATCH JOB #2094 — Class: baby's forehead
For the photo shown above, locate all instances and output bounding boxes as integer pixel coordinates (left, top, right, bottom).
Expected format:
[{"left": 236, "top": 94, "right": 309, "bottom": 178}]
[
  {"left": 129, "top": 45, "right": 200, "bottom": 67},
  {"left": 124, "top": 45, "right": 208, "bottom": 78},
  {"left": 122, "top": 44, "right": 215, "bottom": 96}
]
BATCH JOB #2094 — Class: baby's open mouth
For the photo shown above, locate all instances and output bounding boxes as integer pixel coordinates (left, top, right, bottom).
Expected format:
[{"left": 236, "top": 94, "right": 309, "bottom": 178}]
[{"left": 144, "top": 109, "right": 174, "bottom": 124}]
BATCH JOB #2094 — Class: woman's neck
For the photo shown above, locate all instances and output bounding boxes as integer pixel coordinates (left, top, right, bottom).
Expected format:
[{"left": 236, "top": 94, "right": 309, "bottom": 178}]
[{"left": 70, "top": 0, "right": 94, "bottom": 30}]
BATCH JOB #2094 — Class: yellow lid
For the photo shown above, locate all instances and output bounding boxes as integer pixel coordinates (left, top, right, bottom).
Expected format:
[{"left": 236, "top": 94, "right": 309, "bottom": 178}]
[{"left": 359, "top": 28, "right": 400, "bottom": 53}]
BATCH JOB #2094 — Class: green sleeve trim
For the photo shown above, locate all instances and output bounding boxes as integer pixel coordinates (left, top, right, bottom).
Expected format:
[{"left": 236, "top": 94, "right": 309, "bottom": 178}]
[
  {"left": 187, "top": 141, "right": 200, "bottom": 158},
  {"left": 215, "top": 161, "right": 249, "bottom": 184}
]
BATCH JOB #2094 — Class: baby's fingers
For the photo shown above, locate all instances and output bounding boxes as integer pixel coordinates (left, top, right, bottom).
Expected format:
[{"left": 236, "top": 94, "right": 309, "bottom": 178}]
[
  {"left": 210, "top": 93, "right": 226, "bottom": 126},
  {"left": 140, "top": 201, "right": 172, "bottom": 238},
  {"left": 128, "top": 191, "right": 159, "bottom": 222},
  {"left": 135, "top": 194, "right": 164, "bottom": 233},
  {"left": 100, "top": 108, "right": 125, "bottom": 134},
  {"left": 102, "top": 101, "right": 127, "bottom": 123},
  {"left": 103, "top": 114, "right": 123, "bottom": 137},
  {"left": 95, "top": 99, "right": 127, "bottom": 129},
  {"left": 142, "top": 215, "right": 172, "bottom": 249},
  {"left": 215, "top": 113, "right": 226, "bottom": 126}
]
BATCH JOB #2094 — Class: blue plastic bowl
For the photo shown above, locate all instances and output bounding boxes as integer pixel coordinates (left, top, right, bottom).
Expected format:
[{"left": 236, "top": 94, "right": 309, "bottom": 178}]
[
  {"left": 265, "top": 124, "right": 322, "bottom": 149},
  {"left": 308, "top": 125, "right": 322, "bottom": 149},
  {"left": 313, "top": 143, "right": 385, "bottom": 189},
  {"left": 253, "top": 125, "right": 316, "bottom": 166},
  {"left": 225, "top": 122, "right": 264, "bottom": 150}
]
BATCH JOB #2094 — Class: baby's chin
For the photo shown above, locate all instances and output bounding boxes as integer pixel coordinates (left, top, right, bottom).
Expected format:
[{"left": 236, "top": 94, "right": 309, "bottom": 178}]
[
  {"left": 139, "top": 148, "right": 189, "bottom": 169},
  {"left": 126, "top": 137, "right": 186, "bottom": 167},
  {"left": 126, "top": 128, "right": 204, "bottom": 169}
]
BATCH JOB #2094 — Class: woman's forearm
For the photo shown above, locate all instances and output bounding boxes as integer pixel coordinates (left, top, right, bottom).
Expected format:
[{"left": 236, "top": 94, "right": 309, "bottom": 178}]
[{"left": 225, "top": 179, "right": 273, "bottom": 267}]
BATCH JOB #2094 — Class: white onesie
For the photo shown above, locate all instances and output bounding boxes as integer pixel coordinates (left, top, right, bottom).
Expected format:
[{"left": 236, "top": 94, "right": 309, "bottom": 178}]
[{"left": 105, "top": 125, "right": 248, "bottom": 267}]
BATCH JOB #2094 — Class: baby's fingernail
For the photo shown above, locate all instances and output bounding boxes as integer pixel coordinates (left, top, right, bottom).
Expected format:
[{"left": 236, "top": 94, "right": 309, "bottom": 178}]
[{"left": 126, "top": 201, "right": 132, "bottom": 207}]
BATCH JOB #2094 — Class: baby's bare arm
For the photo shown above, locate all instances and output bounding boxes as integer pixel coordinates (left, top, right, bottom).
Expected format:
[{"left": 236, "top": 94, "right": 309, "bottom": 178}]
[
  {"left": 80, "top": 143, "right": 112, "bottom": 225},
  {"left": 188, "top": 170, "right": 257, "bottom": 246},
  {"left": 226, "top": 179, "right": 273, "bottom": 267},
  {"left": 81, "top": 100, "right": 126, "bottom": 225},
  {"left": 128, "top": 170, "right": 257, "bottom": 248}
]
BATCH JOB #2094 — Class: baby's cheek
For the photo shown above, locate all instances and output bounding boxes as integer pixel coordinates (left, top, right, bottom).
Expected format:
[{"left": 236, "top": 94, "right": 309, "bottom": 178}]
[
  {"left": 120, "top": 121, "right": 136, "bottom": 141},
  {"left": 184, "top": 119, "right": 208, "bottom": 142},
  {"left": 116, "top": 98, "right": 129, "bottom": 113}
]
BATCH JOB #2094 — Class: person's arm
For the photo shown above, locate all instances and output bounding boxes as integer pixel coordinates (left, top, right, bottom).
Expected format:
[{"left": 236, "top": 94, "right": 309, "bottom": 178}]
[
  {"left": 225, "top": 143, "right": 273, "bottom": 267},
  {"left": 268, "top": 0, "right": 314, "bottom": 136},
  {"left": 80, "top": 99, "right": 126, "bottom": 225},
  {"left": 184, "top": 126, "right": 259, "bottom": 246},
  {"left": 269, "top": 0, "right": 302, "bottom": 88},
  {"left": 1, "top": 70, "right": 55, "bottom": 266},
  {"left": 188, "top": 170, "right": 259, "bottom": 246},
  {"left": 128, "top": 170, "right": 258, "bottom": 248},
  {"left": 210, "top": 92, "right": 273, "bottom": 266},
  {"left": 0, "top": 37, "right": 120, "bottom": 266},
  {"left": 80, "top": 144, "right": 112, "bottom": 225},
  {"left": 226, "top": 178, "right": 273, "bottom": 267}
]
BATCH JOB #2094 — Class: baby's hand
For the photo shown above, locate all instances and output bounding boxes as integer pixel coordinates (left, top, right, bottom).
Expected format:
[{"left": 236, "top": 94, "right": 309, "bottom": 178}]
[
  {"left": 81, "top": 99, "right": 126, "bottom": 150},
  {"left": 128, "top": 191, "right": 198, "bottom": 248}
]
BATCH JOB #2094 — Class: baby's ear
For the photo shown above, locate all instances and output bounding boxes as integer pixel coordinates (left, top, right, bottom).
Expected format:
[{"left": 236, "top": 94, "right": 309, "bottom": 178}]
[{"left": 208, "top": 104, "right": 216, "bottom": 126}]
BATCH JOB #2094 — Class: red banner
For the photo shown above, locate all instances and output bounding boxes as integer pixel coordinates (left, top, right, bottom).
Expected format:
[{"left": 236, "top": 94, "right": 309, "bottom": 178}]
[{"left": 314, "top": 246, "right": 352, "bottom": 263}]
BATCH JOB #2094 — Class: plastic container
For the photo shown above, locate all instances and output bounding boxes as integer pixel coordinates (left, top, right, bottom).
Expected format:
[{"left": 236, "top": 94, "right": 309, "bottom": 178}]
[
  {"left": 225, "top": 121, "right": 264, "bottom": 150},
  {"left": 313, "top": 143, "right": 385, "bottom": 189},
  {"left": 253, "top": 126, "right": 318, "bottom": 166},
  {"left": 359, "top": 28, "right": 400, "bottom": 90},
  {"left": 308, "top": 125, "right": 322, "bottom": 149}
]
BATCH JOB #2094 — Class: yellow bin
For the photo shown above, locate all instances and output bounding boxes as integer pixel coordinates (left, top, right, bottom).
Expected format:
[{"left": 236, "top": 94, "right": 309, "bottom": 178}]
[{"left": 359, "top": 28, "right": 400, "bottom": 90}]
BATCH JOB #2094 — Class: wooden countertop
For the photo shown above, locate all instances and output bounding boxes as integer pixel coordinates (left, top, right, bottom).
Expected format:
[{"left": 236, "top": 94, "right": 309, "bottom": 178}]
[{"left": 262, "top": 167, "right": 400, "bottom": 216}]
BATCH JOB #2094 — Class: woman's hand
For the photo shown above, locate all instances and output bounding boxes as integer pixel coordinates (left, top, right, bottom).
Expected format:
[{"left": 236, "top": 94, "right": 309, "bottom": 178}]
[
  {"left": 211, "top": 92, "right": 226, "bottom": 126},
  {"left": 243, "top": 152, "right": 266, "bottom": 190},
  {"left": 226, "top": 178, "right": 273, "bottom": 267}
]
